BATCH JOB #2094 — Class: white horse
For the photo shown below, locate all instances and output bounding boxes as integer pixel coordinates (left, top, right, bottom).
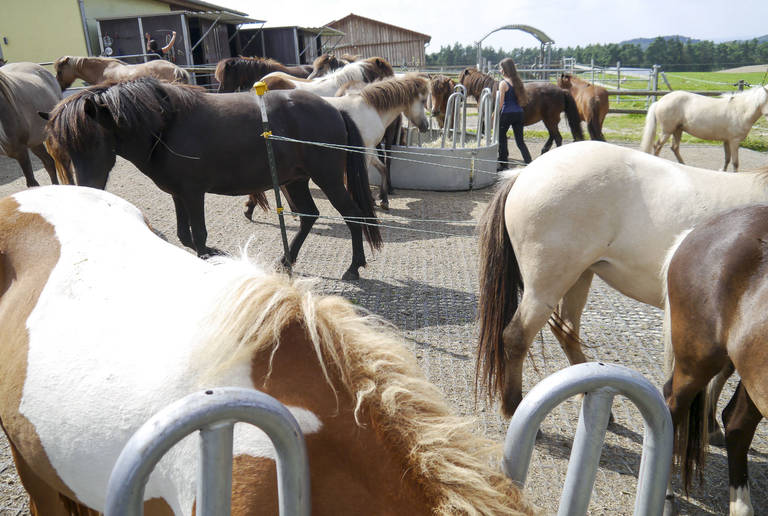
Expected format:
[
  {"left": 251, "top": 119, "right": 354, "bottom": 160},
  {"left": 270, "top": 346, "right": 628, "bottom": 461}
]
[
  {"left": 477, "top": 141, "right": 768, "bottom": 428},
  {"left": 640, "top": 86, "right": 768, "bottom": 171},
  {"left": 325, "top": 76, "right": 429, "bottom": 209},
  {"left": 261, "top": 57, "right": 394, "bottom": 97}
]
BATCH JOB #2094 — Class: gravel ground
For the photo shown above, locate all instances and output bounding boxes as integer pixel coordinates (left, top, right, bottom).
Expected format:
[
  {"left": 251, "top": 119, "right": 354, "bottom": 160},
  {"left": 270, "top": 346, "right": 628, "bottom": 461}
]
[{"left": 0, "top": 140, "right": 767, "bottom": 515}]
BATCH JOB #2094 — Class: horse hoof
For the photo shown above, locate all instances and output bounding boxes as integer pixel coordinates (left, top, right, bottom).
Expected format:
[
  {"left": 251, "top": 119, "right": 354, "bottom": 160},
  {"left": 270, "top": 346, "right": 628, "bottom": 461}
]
[
  {"left": 243, "top": 209, "right": 254, "bottom": 221},
  {"left": 341, "top": 269, "right": 360, "bottom": 281},
  {"left": 708, "top": 429, "right": 726, "bottom": 447},
  {"left": 663, "top": 494, "right": 679, "bottom": 516},
  {"left": 379, "top": 202, "right": 389, "bottom": 211}
]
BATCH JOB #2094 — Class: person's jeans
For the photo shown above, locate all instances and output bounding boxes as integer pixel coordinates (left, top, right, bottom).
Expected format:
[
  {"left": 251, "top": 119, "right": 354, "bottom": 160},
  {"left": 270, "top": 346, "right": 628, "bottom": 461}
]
[{"left": 498, "top": 111, "right": 532, "bottom": 165}]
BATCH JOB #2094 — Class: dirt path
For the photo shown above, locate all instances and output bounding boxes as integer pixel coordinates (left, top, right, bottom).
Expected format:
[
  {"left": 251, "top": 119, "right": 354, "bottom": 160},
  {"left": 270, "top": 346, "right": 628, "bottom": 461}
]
[{"left": 0, "top": 141, "right": 766, "bottom": 515}]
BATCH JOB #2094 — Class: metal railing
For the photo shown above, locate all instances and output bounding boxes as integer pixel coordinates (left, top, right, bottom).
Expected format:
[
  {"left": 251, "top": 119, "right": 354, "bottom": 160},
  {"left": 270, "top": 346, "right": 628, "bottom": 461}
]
[
  {"left": 504, "top": 362, "right": 673, "bottom": 516},
  {"left": 105, "top": 387, "right": 310, "bottom": 516}
]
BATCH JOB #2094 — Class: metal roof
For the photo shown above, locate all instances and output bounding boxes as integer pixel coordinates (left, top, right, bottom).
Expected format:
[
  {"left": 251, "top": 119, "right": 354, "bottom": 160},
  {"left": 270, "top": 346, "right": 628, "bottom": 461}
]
[
  {"left": 478, "top": 25, "right": 555, "bottom": 46},
  {"left": 95, "top": 10, "right": 263, "bottom": 24},
  {"left": 153, "top": 0, "right": 248, "bottom": 16}
]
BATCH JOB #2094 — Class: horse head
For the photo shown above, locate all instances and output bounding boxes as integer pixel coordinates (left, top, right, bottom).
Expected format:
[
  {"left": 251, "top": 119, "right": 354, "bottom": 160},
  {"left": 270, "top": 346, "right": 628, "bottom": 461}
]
[
  {"left": 365, "top": 57, "right": 394, "bottom": 80},
  {"left": 54, "top": 56, "right": 78, "bottom": 90},
  {"left": 402, "top": 76, "right": 430, "bottom": 133},
  {"left": 558, "top": 74, "right": 573, "bottom": 89},
  {"left": 308, "top": 54, "right": 340, "bottom": 80},
  {"left": 429, "top": 75, "right": 455, "bottom": 129}
]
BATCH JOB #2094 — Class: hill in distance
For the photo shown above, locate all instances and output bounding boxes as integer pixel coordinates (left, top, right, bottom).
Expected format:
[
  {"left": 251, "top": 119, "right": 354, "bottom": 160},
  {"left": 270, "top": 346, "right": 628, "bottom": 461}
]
[{"left": 620, "top": 34, "right": 768, "bottom": 49}]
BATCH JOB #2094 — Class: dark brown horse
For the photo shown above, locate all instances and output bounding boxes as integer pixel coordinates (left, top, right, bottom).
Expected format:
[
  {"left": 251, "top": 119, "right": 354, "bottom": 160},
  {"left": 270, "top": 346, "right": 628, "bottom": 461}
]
[
  {"left": 446, "top": 71, "right": 584, "bottom": 152},
  {"left": 557, "top": 74, "right": 609, "bottom": 141},
  {"left": 215, "top": 56, "right": 313, "bottom": 92},
  {"left": 43, "top": 77, "right": 381, "bottom": 280},
  {"left": 663, "top": 204, "right": 768, "bottom": 515}
]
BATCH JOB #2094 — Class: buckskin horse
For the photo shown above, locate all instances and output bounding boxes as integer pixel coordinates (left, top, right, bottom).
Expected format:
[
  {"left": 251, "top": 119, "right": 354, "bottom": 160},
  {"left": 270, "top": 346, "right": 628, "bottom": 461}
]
[
  {"left": 54, "top": 55, "right": 189, "bottom": 90},
  {"left": 557, "top": 74, "right": 608, "bottom": 141},
  {"left": 215, "top": 56, "right": 314, "bottom": 92},
  {"left": 662, "top": 204, "right": 768, "bottom": 516},
  {"left": 640, "top": 86, "right": 768, "bottom": 171},
  {"left": 0, "top": 62, "right": 61, "bottom": 186},
  {"left": 43, "top": 77, "right": 381, "bottom": 280},
  {"left": 0, "top": 185, "right": 537, "bottom": 516},
  {"left": 476, "top": 141, "right": 768, "bottom": 422}
]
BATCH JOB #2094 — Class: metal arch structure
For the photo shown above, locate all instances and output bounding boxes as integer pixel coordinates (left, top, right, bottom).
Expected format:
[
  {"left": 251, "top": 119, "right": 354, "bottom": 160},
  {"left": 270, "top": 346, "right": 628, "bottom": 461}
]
[{"left": 476, "top": 24, "right": 555, "bottom": 72}]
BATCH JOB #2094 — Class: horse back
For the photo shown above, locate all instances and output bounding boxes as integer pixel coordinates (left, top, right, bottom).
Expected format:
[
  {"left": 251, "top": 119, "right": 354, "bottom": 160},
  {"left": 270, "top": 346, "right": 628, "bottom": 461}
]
[{"left": 0, "top": 63, "right": 61, "bottom": 147}]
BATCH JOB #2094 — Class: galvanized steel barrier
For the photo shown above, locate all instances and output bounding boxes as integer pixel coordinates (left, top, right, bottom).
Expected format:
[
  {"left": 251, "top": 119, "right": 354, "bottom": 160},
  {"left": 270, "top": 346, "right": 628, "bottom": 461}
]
[
  {"left": 503, "top": 362, "right": 673, "bottom": 516},
  {"left": 105, "top": 387, "right": 310, "bottom": 516}
]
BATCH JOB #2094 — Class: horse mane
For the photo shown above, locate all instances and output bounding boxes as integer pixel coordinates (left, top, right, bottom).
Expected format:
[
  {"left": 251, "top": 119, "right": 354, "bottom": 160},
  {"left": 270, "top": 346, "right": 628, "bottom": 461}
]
[
  {"left": 430, "top": 75, "right": 455, "bottom": 96},
  {"left": 360, "top": 75, "right": 429, "bottom": 112},
  {"left": 197, "top": 259, "right": 536, "bottom": 516},
  {"left": 47, "top": 77, "right": 204, "bottom": 153}
]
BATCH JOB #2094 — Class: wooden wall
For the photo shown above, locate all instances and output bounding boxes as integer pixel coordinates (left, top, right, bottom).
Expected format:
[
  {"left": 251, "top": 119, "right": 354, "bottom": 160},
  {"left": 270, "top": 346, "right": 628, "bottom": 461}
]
[{"left": 328, "top": 17, "right": 428, "bottom": 68}]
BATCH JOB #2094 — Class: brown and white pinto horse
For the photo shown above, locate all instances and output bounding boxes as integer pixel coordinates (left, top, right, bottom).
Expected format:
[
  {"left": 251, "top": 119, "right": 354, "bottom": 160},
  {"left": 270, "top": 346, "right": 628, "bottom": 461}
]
[
  {"left": 557, "top": 74, "right": 609, "bottom": 141},
  {"left": 0, "top": 186, "right": 537, "bottom": 516},
  {"left": 54, "top": 56, "right": 190, "bottom": 90},
  {"left": 663, "top": 204, "right": 768, "bottom": 516}
]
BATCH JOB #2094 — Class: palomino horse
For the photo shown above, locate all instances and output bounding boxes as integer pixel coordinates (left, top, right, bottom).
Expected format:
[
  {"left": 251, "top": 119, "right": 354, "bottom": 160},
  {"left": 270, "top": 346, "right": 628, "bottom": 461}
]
[
  {"left": 326, "top": 76, "right": 429, "bottom": 210},
  {"left": 261, "top": 57, "right": 394, "bottom": 97},
  {"left": 454, "top": 69, "right": 584, "bottom": 151},
  {"left": 306, "top": 53, "right": 358, "bottom": 79},
  {"left": 477, "top": 141, "right": 768, "bottom": 419},
  {"left": 557, "top": 74, "right": 608, "bottom": 141},
  {"left": 53, "top": 56, "right": 189, "bottom": 90},
  {"left": 0, "top": 62, "right": 61, "bottom": 187},
  {"left": 43, "top": 78, "right": 381, "bottom": 280},
  {"left": 0, "top": 185, "right": 537, "bottom": 516},
  {"left": 640, "top": 86, "right": 768, "bottom": 171},
  {"left": 663, "top": 204, "right": 768, "bottom": 516},
  {"left": 215, "top": 56, "right": 314, "bottom": 92}
]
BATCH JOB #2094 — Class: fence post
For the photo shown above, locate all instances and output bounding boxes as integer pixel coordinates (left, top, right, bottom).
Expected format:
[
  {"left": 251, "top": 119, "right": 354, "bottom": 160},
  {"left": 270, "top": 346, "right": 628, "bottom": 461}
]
[
  {"left": 649, "top": 65, "right": 660, "bottom": 107},
  {"left": 591, "top": 57, "right": 595, "bottom": 84},
  {"left": 616, "top": 61, "right": 621, "bottom": 104},
  {"left": 252, "top": 81, "right": 292, "bottom": 273}
]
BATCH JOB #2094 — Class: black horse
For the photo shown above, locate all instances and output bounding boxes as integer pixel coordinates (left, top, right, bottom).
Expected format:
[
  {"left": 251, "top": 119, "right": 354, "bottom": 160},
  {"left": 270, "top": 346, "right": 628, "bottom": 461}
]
[{"left": 44, "top": 77, "right": 381, "bottom": 280}]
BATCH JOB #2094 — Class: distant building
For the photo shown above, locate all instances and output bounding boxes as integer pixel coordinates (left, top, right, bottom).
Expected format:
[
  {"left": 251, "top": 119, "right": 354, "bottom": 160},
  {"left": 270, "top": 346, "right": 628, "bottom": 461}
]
[
  {"left": 236, "top": 26, "right": 345, "bottom": 65},
  {"left": 0, "top": 0, "right": 254, "bottom": 66},
  {"left": 326, "top": 14, "right": 431, "bottom": 68}
]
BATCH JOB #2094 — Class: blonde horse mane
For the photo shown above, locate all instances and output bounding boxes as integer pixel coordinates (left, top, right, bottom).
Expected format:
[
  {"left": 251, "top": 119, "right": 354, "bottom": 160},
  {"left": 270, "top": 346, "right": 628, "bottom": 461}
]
[
  {"left": 360, "top": 75, "right": 429, "bottom": 113},
  {"left": 197, "top": 258, "right": 536, "bottom": 515}
]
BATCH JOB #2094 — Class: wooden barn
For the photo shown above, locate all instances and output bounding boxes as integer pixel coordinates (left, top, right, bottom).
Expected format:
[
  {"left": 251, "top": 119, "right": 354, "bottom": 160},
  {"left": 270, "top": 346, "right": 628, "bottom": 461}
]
[{"left": 326, "top": 14, "right": 430, "bottom": 68}]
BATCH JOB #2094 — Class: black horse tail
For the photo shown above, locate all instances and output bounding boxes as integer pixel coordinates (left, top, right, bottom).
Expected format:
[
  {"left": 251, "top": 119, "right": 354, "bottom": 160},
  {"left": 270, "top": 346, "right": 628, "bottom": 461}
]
[
  {"left": 340, "top": 110, "right": 382, "bottom": 250},
  {"left": 675, "top": 386, "right": 709, "bottom": 494},
  {"left": 562, "top": 91, "right": 584, "bottom": 141},
  {"left": 587, "top": 96, "right": 605, "bottom": 141},
  {"left": 476, "top": 175, "right": 522, "bottom": 403}
]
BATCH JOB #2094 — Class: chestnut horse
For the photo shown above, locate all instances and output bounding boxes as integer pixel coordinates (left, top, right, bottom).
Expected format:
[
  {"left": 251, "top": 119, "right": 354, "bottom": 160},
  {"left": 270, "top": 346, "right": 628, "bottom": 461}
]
[
  {"left": 0, "top": 62, "right": 61, "bottom": 186},
  {"left": 477, "top": 141, "right": 768, "bottom": 419},
  {"left": 215, "top": 56, "right": 313, "bottom": 92},
  {"left": 663, "top": 204, "right": 768, "bottom": 516},
  {"left": 43, "top": 78, "right": 381, "bottom": 280},
  {"left": 429, "top": 75, "right": 455, "bottom": 129},
  {"left": 53, "top": 56, "right": 189, "bottom": 90},
  {"left": 449, "top": 70, "right": 584, "bottom": 152},
  {"left": 0, "top": 185, "right": 537, "bottom": 516},
  {"left": 307, "top": 53, "right": 358, "bottom": 79},
  {"left": 557, "top": 74, "right": 608, "bottom": 141}
]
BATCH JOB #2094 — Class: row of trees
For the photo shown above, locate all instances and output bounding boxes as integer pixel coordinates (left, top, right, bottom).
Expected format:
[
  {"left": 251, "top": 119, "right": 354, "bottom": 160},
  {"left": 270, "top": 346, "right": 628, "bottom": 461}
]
[{"left": 426, "top": 37, "right": 768, "bottom": 71}]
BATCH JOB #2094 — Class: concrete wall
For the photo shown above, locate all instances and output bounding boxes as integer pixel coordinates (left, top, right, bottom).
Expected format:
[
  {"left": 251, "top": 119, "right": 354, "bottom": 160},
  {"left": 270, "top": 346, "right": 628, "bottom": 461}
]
[{"left": 0, "top": 0, "right": 87, "bottom": 66}]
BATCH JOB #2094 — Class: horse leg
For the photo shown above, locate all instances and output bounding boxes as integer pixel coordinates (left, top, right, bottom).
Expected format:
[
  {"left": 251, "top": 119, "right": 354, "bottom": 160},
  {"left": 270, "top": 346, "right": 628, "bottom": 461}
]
[
  {"left": 14, "top": 149, "right": 40, "bottom": 188},
  {"left": 171, "top": 194, "right": 194, "bottom": 249},
  {"left": 179, "top": 191, "right": 221, "bottom": 258},
  {"left": 29, "top": 144, "right": 58, "bottom": 185},
  {"left": 541, "top": 118, "right": 562, "bottom": 154},
  {"left": 368, "top": 153, "right": 390, "bottom": 210},
  {"left": 722, "top": 382, "right": 761, "bottom": 516},
  {"left": 279, "top": 180, "right": 318, "bottom": 270},
  {"left": 670, "top": 129, "right": 685, "bottom": 164},
  {"left": 322, "top": 182, "right": 368, "bottom": 281},
  {"left": 728, "top": 140, "right": 740, "bottom": 172},
  {"left": 8, "top": 441, "right": 72, "bottom": 515},
  {"left": 720, "top": 141, "right": 732, "bottom": 171},
  {"left": 653, "top": 132, "right": 671, "bottom": 156},
  {"left": 706, "top": 361, "right": 735, "bottom": 447},
  {"left": 551, "top": 270, "right": 593, "bottom": 366}
]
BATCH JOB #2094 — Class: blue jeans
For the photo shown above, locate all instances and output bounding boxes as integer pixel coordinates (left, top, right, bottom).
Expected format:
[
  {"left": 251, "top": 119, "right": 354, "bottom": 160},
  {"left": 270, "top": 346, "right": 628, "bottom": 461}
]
[{"left": 498, "top": 111, "right": 531, "bottom": 164}]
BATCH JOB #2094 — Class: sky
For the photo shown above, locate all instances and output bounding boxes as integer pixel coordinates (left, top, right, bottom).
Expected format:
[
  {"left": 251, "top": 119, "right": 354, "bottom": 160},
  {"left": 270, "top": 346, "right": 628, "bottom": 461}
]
[{"left": 214, "top": 0, "right": 768, "bottom": 52}]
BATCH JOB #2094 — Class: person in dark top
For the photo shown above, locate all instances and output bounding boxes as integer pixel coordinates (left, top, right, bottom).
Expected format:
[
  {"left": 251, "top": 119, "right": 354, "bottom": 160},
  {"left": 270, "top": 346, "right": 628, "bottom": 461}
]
[
  {"left": 145, "top": 30, "right": 177, "bottom": 60},
  {"left": 497, "top": 57, "right": 531, "bottom": 170}
]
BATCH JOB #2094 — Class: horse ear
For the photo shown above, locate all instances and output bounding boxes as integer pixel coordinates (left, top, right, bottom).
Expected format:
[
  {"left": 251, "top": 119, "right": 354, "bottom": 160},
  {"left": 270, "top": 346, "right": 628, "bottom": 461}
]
[
  {"left": 83, "top": 98, "right": 115, "bottom": 129},
  {"left": 38, "top": 111, "right": 50, "bottom": 121}
]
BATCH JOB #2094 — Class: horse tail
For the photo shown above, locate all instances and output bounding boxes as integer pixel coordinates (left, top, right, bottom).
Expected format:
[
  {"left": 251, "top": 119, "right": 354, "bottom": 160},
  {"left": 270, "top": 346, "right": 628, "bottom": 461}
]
[
  {"left": 562, "top": 91, "right": 584, "bottom": 141},
  {"left": 675, "top": 388, "right": 709, "bottom": 494},
  {"left": 476, "top": 175, "right": 522, "bottom": 402},
  {"left": 640, "top": 102, "right": 658, "bottom": 153},
  {"left": 587, "top": 96, "right": 605, "bottom": 141},
  {"left": 174, "top": 66, "right": 191, "bottom": 84},
  {"left": 340, "top": 110, "right": 382, "bottom": 250}
]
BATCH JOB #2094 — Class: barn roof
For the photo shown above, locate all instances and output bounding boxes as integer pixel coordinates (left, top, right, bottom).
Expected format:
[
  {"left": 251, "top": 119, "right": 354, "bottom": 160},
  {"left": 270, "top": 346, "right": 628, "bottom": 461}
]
[
  {"left": 326, "top": 13, "right": 431, "bottom": 42},
  {"left": 154, "top": 0, "right": 249, "bottom": 16}
]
